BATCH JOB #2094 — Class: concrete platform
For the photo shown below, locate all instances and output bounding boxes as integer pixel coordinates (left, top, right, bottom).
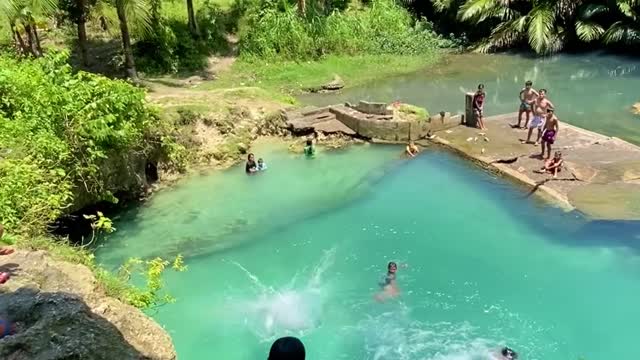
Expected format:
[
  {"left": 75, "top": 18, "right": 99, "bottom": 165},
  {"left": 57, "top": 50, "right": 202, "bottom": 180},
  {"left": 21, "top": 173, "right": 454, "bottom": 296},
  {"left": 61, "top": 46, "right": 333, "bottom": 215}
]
[{"left": 421, "top": 112, "right": 640, "bottom": 220}]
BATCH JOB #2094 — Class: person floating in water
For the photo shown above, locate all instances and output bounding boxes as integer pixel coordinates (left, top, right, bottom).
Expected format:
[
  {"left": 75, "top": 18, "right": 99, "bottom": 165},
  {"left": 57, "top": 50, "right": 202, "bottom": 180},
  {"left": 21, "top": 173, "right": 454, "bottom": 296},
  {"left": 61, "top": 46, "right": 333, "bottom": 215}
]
[
  {"left": 516, "top": 80, "right": 538, "bottom": 129},
  {"left": 375, "top": 261, "right": 407, "bottom": 302},
  {"left": 540, "top": 108, "right": 559, "bottom": 159},
  {"left": 472, "top": 84, "right": 486, "bottom": 130},
  {"left": 268, "top": 336, "right": 306, "bottom": 360},
  {"left": 303, "top": 139, "right": 316, "bottom": 158},
  {"left": 535, "top": 151, "right": 564, "bottom": 178},
  {"left": 522, "top": 88, "right": 554, "bottom": 145},
  {"left": 406, "top": 141, "right": 419, "bottom": 157},
  {"left": 493, "top": 346, "right": 518, "bottom": 359},
  {"left": 257, "top": 158, "right": 267, "bottom": 171},
  {"left": 245, "top": 153, "right": 257, "bottom": 174}
]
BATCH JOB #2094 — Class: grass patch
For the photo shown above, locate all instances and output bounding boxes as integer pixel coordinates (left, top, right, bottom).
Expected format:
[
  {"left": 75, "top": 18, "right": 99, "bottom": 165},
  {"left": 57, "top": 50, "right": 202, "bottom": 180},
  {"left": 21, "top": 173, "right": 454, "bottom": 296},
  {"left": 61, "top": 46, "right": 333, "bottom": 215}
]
[{"left": 198, "top": 53, "right": 441, "bottom": 94}]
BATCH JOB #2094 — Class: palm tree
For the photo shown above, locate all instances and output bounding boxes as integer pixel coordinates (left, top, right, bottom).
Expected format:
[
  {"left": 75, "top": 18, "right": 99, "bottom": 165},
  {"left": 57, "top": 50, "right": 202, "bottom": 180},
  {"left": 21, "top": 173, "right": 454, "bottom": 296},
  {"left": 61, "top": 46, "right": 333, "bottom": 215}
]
[
  {"left": 577, "top": 0, "right": 640, "bottom": 45},
  {"left": 112, "top": 0, "right": 151, "bottom": 80},
  {"left": 1, "top": 0, "right": 58, "bottom": 56},
  {"left": 458, "top": 0, "right": 585, "bottom": 54}
]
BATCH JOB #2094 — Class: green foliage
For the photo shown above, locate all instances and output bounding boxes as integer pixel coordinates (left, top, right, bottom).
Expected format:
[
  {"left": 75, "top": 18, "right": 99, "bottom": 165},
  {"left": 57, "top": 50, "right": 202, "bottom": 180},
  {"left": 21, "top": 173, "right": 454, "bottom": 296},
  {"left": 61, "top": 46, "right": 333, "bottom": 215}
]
[
  {"left": 0, "top": 51, "right": 155, "bottom": 234},
  {"left": 113, "top": 255, "right": 187, "bottom": 309},
  {"left": 239, "top": 0, "right": 452, "bottom": 60}
]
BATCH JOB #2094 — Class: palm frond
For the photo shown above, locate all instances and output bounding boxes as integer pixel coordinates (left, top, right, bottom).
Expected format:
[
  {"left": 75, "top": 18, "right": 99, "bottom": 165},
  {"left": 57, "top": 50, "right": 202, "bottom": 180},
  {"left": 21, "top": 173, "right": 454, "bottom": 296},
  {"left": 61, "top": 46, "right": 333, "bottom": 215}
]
[
  {"left": 617, "top": 1, "right": 637, "bottom": 21},
  {"left": 575, "top": 20, "right": 604, "bottom": 42},
  {"left": 579, "top": 3, "right": 609, "bottom": 19},
  {"left": 473, "top": 15, "right": 527, "bottom": 53},
  {"left": 116, "top": 0, "right": 152, "bottom": 38},
  {"left": 458, "top": 0, "right": 500, "bottom": 22},
  {"left": 527, "top": 4, "right": 555, "bottom": 54},
  {"left": 24, "top": 0, "right": 58, "bottom": 17},
  {"left": 0, "top": 0, "right": 20, "bottom": 20},
  {"left": 431, "top": 0, "right": 454, "bottom": 12},
  {"left": 603, "top": 21, "right": 640, "bottom": 44}
]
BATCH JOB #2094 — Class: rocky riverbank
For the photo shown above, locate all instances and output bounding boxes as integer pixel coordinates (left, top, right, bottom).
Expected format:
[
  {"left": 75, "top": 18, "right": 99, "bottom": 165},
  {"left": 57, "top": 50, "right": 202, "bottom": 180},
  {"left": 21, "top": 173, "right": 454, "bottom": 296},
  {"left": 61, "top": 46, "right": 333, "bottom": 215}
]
[{"left": 0, "top": 250, "right": 176, "bottom": 360}]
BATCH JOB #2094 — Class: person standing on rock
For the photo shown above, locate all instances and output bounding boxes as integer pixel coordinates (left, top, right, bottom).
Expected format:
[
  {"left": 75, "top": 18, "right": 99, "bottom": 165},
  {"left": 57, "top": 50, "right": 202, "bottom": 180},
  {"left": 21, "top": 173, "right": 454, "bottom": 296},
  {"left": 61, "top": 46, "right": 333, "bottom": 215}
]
[
  {"left": 472, "top": 84, "right": 487, "bottom": 130},
  {"left": 540, "top": 108, "right": 559, "bottom": 159},
  {"left": 522, "top": 89, "right": 554, "bottom": 145},
  {"left": 516, "top": 81, "right": 538, "bottom": 129}
]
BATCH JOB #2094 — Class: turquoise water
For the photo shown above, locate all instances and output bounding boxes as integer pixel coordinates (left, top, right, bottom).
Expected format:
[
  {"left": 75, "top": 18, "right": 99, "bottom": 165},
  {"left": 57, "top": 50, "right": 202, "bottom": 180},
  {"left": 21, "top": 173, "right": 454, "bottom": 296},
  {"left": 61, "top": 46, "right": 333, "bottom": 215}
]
[
  {"left": 96, "top": 141, "right": 640, "bottom": 360},
  {"left": 300, "top": 53, "right": 640, "bottom": 145},
  {"left": 95, "top": 54, "right": 640, "bottom": 360}
]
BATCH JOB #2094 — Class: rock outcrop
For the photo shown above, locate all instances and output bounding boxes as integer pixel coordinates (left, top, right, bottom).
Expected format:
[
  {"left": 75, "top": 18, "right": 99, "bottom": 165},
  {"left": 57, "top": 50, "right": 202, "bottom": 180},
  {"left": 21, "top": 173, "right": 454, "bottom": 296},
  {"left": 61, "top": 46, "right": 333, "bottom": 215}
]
[{"left": 0, "top": 250, "right": 176, "bottom": 360}]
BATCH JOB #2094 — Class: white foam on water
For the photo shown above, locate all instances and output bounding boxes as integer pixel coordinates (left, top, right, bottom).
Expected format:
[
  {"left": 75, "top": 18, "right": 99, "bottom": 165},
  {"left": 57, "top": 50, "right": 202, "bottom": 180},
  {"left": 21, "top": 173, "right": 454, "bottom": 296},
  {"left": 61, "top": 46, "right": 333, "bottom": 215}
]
[
  {"left": 357, "top": 306, "right": 499, "bottom": 360},
  {"left": 230, "top": 247, "right": 336, "bottom": 341}
]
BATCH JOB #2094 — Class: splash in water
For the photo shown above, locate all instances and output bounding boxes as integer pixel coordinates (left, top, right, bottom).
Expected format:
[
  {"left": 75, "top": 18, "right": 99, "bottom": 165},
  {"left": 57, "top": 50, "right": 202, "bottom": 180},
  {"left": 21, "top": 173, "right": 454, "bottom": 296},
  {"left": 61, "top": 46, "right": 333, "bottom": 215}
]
[
  {"left": 357, "top": 306, "right": 499, "bottom": 360},
  {"left": 230, "top": 247, "right": 336, "bottom": 340}
]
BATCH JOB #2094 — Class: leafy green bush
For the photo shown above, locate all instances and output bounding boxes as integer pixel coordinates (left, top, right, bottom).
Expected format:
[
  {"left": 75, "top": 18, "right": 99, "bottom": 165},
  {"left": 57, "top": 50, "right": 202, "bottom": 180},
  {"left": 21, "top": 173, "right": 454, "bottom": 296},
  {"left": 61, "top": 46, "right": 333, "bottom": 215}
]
[
  {"left": 239, "top": 0, "right": 452, "bottom": 60},
  {"left": 0, "top": 51, "right": 155, "bottom": 234}
]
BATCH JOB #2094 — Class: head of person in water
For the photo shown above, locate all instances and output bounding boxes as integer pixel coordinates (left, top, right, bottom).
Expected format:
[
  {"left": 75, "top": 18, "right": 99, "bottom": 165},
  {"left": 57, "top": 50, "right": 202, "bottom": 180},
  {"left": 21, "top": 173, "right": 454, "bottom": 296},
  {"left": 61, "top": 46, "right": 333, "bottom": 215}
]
[
  {"left": 258, "top": 158, "right": 264, "bottom": 164},
  {"left": 539, "top": 88, "right": 547, "bottom": 98},
  {"left": 525, "top": 80, "right": 532, "bottom": 88},
  {"left": 247, "top": 153, "right": 255, "bottom": 162},
  {"left": 268, "top": 336, "right": 305, "bottom": 360},
  {"left": 501, "top": 346, "right": 518, "bottom": 359},
  {"left": 306, "top": 139, "right": 313, "bottom": 147},
  {"left": 387, "top": 261, "right": 398, "bottom": 274}
]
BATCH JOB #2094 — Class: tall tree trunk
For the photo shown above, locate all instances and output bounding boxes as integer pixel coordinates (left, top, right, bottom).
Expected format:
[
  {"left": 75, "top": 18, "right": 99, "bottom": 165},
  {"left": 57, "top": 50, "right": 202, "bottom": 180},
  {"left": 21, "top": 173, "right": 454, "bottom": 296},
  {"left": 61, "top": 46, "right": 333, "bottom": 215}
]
[
  {"left": 77, "top": 0, "right": 89, "bottom": 66},
  {"left": 23, "top": 24, "right": 39, "bottom": 57},
  {"left": 10, "top": 22, "right": 28, "bottom": 55},
  {"left": 32, "top": 21, "right": 43, "bottom": 56},
  {"left": 186, "top": 0, "right": 199, "bottom": 36},
  {"left": 298, "top": 0, "right": 306, "bottom": 16},
  {"left": 116, "top": 2, "right": 138, "bottom": 80}
]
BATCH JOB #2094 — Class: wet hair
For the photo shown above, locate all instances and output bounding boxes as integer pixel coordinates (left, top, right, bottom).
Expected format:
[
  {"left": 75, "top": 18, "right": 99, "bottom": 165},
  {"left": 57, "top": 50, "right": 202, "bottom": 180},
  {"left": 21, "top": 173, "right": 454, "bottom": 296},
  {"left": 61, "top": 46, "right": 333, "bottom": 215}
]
[
  {"left": 258, "top": 158, "right": 263, "bottom": 162},
  {"left": 268, "top": 336, "right": 305, "bottom": 360},
  {"left": 547, "top": 107, "right": 555, "bottom": 113},
  {"left": 247, "top": 153, "right": 254, "bottom": 160},
  {"left": 501, "top": 347, "right": 518, "bottom": 359},
  {"left": 540, "top": 88, "right": 547, "bottom": 94},
  {"left": 306, "top": 139, "right": 312, "bottom": 146},
  {"left": 525, "top": 80, "right": 533, "bottom": 86},
  {"left": 477, "top": 83, "right": 485, "bottom": 90},
  {"left": 388, "top": 261, "right": 397, "bottom": 269}
]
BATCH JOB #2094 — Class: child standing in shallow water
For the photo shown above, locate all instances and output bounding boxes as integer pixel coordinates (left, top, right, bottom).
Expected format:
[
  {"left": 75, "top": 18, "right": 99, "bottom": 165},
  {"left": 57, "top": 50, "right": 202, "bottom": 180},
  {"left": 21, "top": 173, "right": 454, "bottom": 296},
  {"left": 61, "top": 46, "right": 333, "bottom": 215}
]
[{"left": 472, "top": 84, "right": 486, "bottom": 130}]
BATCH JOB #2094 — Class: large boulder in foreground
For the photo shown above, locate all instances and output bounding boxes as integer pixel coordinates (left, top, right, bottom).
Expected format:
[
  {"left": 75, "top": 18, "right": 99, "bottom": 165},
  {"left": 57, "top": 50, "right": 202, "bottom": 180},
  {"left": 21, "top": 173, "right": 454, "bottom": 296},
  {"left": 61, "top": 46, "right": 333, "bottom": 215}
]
[{"left": 0, "top": 251, "right": 176, "bottom": 360}]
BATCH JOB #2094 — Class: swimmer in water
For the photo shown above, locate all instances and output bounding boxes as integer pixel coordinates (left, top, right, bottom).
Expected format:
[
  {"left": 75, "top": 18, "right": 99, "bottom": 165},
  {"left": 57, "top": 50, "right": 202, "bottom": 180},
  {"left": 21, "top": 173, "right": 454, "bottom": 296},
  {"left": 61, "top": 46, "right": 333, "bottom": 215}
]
[
  {"left": 493, "top": 347, "right": 518, "bottom": 360},
  {"left": 375, "top": 261, "right": 406, "bottom": 302}
]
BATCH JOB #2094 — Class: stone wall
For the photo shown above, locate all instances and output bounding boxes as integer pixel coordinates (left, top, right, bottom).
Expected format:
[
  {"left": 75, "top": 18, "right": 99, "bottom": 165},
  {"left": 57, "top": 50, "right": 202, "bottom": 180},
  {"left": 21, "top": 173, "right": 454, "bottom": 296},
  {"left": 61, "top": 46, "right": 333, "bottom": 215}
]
[
  {"left": 331, "top": 106, "right": 460, "bottom": 141},
  {"left": 354, "top": 101, "right": 393, "bottom": 116}
]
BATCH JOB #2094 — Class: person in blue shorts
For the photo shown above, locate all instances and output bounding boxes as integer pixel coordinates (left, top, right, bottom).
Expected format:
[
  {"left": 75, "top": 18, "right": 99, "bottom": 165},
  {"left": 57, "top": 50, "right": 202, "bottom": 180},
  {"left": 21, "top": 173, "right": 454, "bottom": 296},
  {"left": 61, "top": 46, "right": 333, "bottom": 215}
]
[{"left": 515, "top": 81, "right": 538, "bottom": 129}]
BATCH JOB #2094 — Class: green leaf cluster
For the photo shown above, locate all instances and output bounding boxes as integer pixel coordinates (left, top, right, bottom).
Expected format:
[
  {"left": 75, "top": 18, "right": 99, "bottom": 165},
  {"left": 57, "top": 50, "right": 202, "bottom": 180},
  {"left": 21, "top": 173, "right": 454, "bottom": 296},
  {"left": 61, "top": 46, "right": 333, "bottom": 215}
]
[{"left": 0, "top": 50, "right": 154, "bottom": 234}]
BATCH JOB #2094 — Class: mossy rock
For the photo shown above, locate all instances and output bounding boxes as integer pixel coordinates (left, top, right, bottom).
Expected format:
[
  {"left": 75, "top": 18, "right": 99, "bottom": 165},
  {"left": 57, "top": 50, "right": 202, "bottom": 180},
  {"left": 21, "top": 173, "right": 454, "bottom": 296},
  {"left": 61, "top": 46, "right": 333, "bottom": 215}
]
[{"left": 397, "top": 104, "right": 429, "bottom": 121}]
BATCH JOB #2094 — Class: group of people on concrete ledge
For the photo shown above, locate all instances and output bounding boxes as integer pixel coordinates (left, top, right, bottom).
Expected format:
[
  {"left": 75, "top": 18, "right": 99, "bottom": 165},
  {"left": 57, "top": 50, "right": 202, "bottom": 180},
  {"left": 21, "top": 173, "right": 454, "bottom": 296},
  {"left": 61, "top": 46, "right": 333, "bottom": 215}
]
[{"left": 266, "top": 336, "right": 519, "bottom": 360}]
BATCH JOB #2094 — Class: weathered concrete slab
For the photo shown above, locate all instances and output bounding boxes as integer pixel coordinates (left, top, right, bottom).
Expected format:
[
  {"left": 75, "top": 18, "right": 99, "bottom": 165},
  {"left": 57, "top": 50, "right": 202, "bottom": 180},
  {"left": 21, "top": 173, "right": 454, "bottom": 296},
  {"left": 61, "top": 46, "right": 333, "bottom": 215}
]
[{"left": 424, "top": 112, "right": 640, "bottom": 220}]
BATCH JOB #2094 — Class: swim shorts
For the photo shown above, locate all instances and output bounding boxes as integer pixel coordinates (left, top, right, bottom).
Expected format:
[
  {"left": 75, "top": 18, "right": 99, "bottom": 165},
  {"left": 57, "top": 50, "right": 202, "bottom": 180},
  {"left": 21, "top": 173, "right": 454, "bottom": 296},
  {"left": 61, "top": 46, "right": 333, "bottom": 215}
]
[
  {"left": 519, "top": 102, "right": 531, "bottom": 111},
  {"left": 529, "top": 115, "right": 545, "bottom": 129},
  {"left": 542, "top": 130, "right": 556, "bottom": 144}
]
